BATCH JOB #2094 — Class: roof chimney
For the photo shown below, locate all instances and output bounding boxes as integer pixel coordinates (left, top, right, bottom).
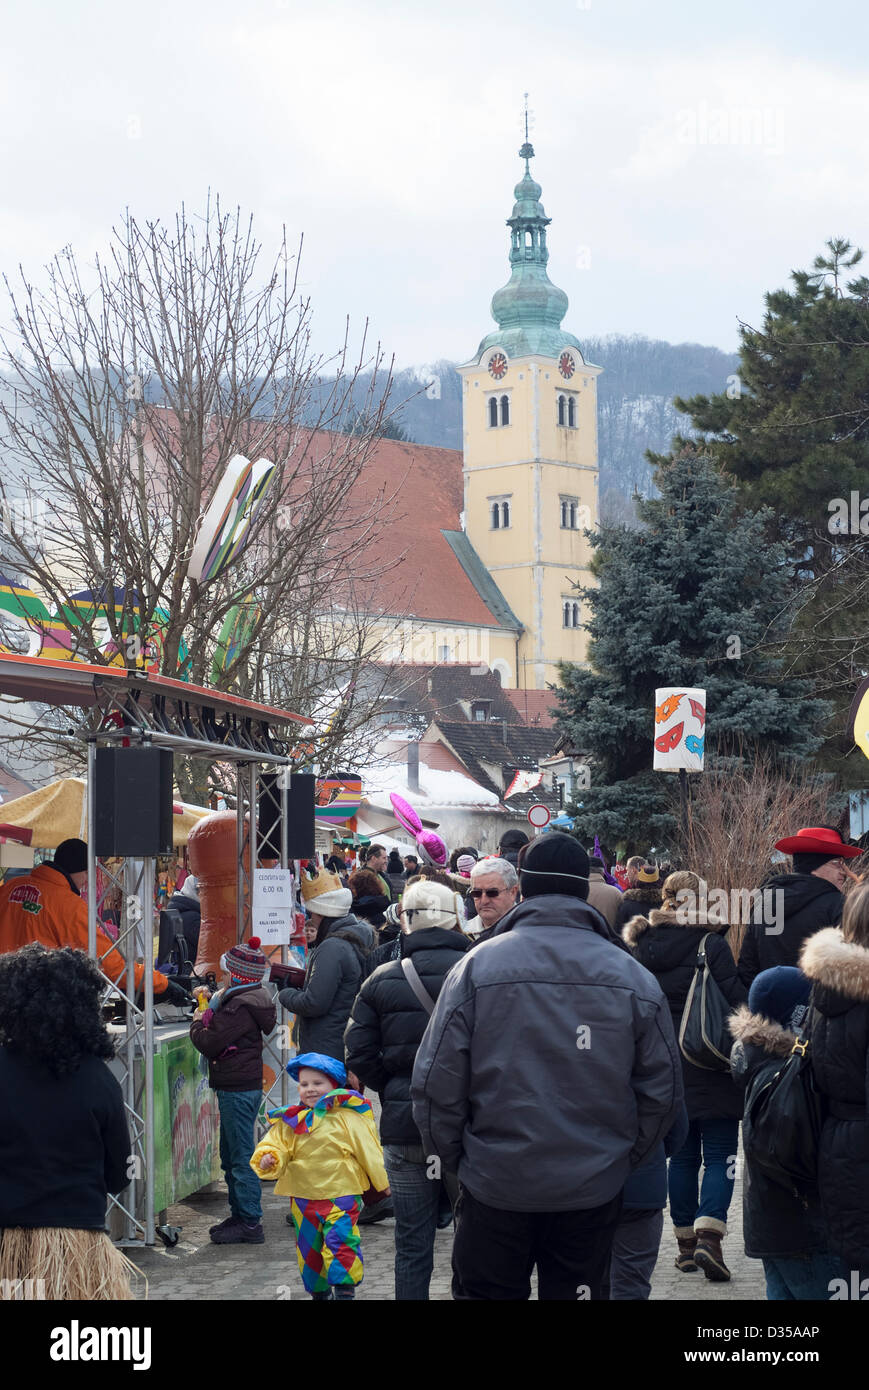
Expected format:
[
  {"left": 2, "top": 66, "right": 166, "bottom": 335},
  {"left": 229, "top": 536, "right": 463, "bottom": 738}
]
[{"left": 407, "top": 737, "right": 420, "bottom": 794}]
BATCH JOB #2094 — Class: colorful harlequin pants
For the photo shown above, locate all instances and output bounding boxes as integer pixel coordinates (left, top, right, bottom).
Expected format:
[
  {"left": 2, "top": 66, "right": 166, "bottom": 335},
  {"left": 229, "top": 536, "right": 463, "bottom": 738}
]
[{"left": 289, "top": 1195, "right": 363, "bottom": 1293}]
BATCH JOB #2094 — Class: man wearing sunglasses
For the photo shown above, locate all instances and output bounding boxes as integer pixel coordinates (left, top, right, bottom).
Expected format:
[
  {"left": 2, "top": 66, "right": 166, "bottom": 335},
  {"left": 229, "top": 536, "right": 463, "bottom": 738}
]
[{"left": 465, "top": 858, "right": 519, "bottom": 946}]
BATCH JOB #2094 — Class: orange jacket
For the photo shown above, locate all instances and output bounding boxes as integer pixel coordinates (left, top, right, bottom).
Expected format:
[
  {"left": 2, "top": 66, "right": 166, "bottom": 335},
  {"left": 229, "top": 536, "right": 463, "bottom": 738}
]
[{"left": 0, "top": 863, "right": 168, "bottom": 996}]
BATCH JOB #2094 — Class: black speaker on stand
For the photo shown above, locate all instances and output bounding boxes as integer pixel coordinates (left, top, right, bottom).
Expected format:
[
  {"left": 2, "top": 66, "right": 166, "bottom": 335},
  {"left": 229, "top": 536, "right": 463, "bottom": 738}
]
[
  {"left": 258, "top": 772, "right": 316, "bottom": 861},
  {"left": 93, "top": 747, "right": 174, "bottom": 857}
]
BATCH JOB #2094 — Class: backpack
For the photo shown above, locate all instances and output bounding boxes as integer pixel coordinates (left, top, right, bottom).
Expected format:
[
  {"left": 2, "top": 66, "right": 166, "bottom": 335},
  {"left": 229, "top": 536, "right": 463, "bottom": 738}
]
[
  {"left": 742, "top": 1034, "right": 824, "bottom": 1195},
  {"left": 678, "top": 933, "right": 734, "bottom": 1071}
]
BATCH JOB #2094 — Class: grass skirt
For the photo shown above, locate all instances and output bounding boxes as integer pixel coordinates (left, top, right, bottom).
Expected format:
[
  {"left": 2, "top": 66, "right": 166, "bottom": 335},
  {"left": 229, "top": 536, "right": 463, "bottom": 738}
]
[{"left": 0, "top": 1228, "right": 135, "bottom": 1300}]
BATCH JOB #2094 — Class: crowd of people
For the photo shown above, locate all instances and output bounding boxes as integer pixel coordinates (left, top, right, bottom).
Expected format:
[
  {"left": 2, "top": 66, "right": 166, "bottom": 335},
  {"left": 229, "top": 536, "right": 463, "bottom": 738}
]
[{"left": 1, "top": 821, "right": 868, "bottom": 1303}]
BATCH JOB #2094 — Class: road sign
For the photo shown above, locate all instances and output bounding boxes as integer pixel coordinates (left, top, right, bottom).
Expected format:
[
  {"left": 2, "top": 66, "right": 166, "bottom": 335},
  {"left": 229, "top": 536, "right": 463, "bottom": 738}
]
[{"left": 527, "top": 804, "right": 551, "bottom": 829}]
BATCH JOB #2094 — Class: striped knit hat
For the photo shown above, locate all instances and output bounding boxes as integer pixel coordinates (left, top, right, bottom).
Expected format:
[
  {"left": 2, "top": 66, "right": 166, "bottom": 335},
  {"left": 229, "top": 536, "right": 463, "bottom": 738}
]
[{"left": 220, "top": 936, "right": 269, "bottom": 984}]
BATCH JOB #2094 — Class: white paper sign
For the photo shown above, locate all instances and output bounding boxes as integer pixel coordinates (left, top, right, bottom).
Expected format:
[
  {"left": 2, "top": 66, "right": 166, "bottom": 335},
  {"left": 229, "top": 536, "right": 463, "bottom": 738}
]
[{"left": 253, "top": 868, "right": 293, "bottom": 945}]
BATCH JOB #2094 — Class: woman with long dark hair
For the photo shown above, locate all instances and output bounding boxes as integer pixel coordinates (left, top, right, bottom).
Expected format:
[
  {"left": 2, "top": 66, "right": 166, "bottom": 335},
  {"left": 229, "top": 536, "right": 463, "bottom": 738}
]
[{"left": 0, "top": 944, "right": 134, "bottom": 1299}]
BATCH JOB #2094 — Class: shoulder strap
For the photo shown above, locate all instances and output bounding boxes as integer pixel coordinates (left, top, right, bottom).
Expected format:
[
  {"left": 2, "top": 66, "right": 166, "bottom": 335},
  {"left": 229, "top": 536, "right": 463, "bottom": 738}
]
[
  {"left": 696, "top": 931, "right": 712, "bottom": 966},
  {"left": 401, "top": 956, "right": 436, "bottom": 1015}
]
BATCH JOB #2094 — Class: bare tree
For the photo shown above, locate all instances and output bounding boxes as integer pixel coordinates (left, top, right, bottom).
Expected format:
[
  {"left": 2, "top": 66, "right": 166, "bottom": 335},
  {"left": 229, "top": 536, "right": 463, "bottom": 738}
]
[{"left": 0, "top": 197, "right": 408, "bottom": 796}]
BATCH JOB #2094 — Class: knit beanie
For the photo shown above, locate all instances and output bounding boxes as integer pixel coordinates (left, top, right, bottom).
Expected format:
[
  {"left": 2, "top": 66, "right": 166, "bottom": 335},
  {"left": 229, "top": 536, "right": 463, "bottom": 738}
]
[
  {"left": 300, "top": 869, "right": 353, "bottom": 918},
  {"left": 179, "top": 875, "right": 199, "bottom": 902},
  {"left": 519, "top": 832, "right": 589, "bottom": 900},
  {"left": 748, "top": 966, "right": 812, "bottom": 1033},
  {"left": 402, "top": 879, "right": 463, "bottom": 932},
  {"left": 53, "top": 838, "right": 89, "bottom": 875},
  {"left": 456, "top": 854, "right": 476, "bottom": 878},
  {"left": 220, "top": 936, "right": 269, "bottom": 984}
]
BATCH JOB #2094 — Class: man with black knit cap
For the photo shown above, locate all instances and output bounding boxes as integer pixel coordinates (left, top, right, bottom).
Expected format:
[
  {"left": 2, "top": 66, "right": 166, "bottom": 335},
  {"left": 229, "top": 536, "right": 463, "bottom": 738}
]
[
  {"left": 0, "top": 837, "right": 174, "bottom": 999},
  {"left": 738, "top": 825, "right": 858, "bottom": 987},
  {"left": 411, "top": 832, "right": 682, "bottom": 1301}
]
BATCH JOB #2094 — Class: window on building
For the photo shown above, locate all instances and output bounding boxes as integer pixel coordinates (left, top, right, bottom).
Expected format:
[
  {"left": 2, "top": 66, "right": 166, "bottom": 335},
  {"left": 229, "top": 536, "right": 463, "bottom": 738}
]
[
  {"left": 471, "top": 701, "right": 491, "bottom": 722},
  {"left": 488, "top": 396, "right": 498, "bottom": 428},
  {"left": 557, "top": 390, "right": 578, "bottom": 428},
  {"left": 562, "top": 599, "right": 580, "bottom": 628},
  {"left": 490, "top": 497, "right": 512, "bottom": 530},
  {"left": 500, "top": 394, "right": 510, "bottom": 426},
  {"left": 486, "top": 392, "right": 511, "bottom": 428},
  {"left": 438, "top": 644, "right": 451, "bottom": 662},
  {"left": 501, "top": 499, "right": 510, "bottom": 527},
  {"left": 491, "top": 501, "right": 500, "bottom": 529},
  {"left": 560, "top": 495, "right": 581, "bottom": 530}
]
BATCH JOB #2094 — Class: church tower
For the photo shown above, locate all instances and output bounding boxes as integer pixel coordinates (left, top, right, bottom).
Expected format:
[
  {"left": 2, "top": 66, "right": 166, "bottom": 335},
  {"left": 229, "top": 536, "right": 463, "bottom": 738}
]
[{"left": 459, "top": 138, "right": 600, "bottom": 691}]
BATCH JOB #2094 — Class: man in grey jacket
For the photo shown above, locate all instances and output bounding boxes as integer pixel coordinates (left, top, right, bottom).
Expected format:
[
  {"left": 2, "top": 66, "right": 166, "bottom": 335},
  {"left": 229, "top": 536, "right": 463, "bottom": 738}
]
[{"left": 411, "top": 833, "right": 683, "bottom": 1301}]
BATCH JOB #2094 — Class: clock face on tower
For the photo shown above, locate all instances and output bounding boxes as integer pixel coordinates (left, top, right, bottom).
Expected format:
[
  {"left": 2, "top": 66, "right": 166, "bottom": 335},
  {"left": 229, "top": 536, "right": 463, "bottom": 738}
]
[
  {"left": 558, "top": 351, "right": 576, "bottom": 380},
  {"left": 487, "top": 351, "right": 508, "bottom": 380}
]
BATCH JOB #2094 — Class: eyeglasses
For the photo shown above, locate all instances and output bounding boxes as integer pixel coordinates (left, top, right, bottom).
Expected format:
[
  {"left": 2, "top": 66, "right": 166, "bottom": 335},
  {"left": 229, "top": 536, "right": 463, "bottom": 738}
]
[{"left": 470, "top": 888, "right": 504, "bottom": 899}]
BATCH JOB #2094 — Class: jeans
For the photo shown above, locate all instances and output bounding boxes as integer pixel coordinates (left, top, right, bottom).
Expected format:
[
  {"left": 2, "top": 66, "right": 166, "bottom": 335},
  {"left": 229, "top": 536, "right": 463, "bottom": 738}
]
[
  {"left": 451, "top": 1187, "right": 622, "bottom": 1301},
  {"left": 763, "top": 1254, "right": 849, "bottom": 1301},
  {"left": 668, "top": 1117, "right": 739, "bottom": 1231},
  {"left": 604, "top": 1207, "right": 665, "bottom": 1301},
  {"left": 217, "top": 1089, "right": 263, "bottom": 1224},
  {"left": 383, "top": 1143, "right": 451, "bottom": 1300}
]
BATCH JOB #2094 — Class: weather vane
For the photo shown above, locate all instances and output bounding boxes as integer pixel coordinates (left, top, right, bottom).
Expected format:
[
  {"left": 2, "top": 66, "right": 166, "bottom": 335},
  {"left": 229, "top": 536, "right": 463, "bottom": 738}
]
[{"left": 520, "top": 92, "right": 535, "bottom": 164}]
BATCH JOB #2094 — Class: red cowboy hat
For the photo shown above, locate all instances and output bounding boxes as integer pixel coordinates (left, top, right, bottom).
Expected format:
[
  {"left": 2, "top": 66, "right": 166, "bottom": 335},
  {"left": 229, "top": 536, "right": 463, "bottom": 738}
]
[{"left": 774, "top": 826, "right": 861, "bottom": 859}]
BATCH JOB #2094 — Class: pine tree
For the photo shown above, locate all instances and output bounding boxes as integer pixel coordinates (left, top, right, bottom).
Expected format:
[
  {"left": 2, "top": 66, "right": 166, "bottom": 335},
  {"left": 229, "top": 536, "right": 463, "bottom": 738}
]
[
  {"left": 554, "top": 449, "right": 830, "bottom": 850},
  {"left": 649, "top": 239, "right": 869, "bottom": 767}
]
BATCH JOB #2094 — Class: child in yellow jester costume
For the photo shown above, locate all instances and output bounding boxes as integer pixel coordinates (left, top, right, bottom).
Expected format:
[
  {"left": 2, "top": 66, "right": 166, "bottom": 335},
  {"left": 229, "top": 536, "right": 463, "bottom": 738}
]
[{"left": 251, "top": 1052, "right": 389, "bottom": 1300}]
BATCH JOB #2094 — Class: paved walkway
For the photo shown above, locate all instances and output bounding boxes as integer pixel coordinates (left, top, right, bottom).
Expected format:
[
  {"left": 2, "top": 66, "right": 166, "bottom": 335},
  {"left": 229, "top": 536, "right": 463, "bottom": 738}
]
[{"left": 131, "top": 1169, "right": 765, "bottom": 1303}]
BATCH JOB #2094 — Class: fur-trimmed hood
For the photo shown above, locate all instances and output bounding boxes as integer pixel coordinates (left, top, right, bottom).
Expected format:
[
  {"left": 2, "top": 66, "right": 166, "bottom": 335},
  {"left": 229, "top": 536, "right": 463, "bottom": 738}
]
[
  {"left": 800, "top": 927, "right": 869, "bottom": 1003},
  {"left": 621, "top": 904, "right": 729, "bottom": 950},
  {"left": 727, "top": 1004, "right": 795, "bottom": 1058},
  {"left": 619, "top": 885, "right": 663, "bottom": 904}
]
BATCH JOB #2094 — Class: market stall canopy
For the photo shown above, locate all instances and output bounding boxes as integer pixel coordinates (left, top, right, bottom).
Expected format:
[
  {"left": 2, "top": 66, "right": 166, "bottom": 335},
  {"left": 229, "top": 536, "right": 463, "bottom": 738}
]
[{"left": 0, "top": 777, "right": 209, "bottom": 849}]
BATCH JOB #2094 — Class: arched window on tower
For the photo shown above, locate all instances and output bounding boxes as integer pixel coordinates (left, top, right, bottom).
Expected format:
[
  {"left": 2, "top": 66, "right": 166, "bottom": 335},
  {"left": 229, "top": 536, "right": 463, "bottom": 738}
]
[
  {"left": 563, "top": 601, "right": 571, "bottom": 628},
  {"left": 572, "top": 602, "right": 580, "bottom": 627},
  {"left": 569, "top": 501, "right": 577, "bottom": 529},
  {"left": 557, "top": 395, "right": 566, "bottom": 426},
  {"left": 488, "top": 396, "right": 498, "bottom": 428},
  {"left": 567, "top": 396, "right": 576, "bottom": 428},
  {"left": 500, "top": 395, "right": 510, "bottom": 426},
  {"left": 501, "top": 499, "right": 510, "bottom": 528},
  {"left": 491, "top": 502, "right": 500, "bottom": 529},
  {"left": 562, "top": 597, "right": 581, "bottom": 628},
  {"left": 560, "top": 499, "right": 568, "bottom": 528}
]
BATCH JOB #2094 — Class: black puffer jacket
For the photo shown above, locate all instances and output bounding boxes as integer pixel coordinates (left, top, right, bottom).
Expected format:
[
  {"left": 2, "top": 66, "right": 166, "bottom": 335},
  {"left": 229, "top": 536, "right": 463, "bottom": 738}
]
[
  {"left": 278, "top": 913, "right": 369, "bottom": 1060},
  {"left": 802, "top": 927, "right": 869, "bottom": 1267},
  {"left": 189, "top": 983, "right": 276, "bottom": 1091},
  {"left": 614, "top": 885, "right": 664, "bottom": 935},
  {"left": 729, "top": 1005, "right": 832, "bottom": 1259},
  {"left": 345, "top": 926, "right": 469, "bottom": 1143},
  {"left": 738, "top": 874, "right": 844, "bottom": 987},
  {"left": 623, "top": 908, "right": 746, "bottom": 1120}
]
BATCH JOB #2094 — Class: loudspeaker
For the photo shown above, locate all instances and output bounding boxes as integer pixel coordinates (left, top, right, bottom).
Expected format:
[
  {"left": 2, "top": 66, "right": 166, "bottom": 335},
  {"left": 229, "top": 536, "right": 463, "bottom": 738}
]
[
  {"left": 258, "top": 773, "right": 315, "bottom": 860},
  {"left": 93, "top": 747, "right": 174, "bottom": 857}
]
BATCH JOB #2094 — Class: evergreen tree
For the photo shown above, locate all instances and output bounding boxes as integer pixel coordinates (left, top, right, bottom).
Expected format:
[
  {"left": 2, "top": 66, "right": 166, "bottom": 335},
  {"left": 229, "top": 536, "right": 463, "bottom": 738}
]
[
  {"left": 554, "top": 450, "right": 830, "bottom": 850},
  {"left": 649, "top": 239, "right": 869, "bottom": 768}
]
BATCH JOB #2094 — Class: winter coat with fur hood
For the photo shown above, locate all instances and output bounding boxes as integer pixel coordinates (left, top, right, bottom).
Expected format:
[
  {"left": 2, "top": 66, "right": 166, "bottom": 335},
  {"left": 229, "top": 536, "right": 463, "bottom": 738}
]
[
  {"left": 729, "top": 1005, "right": 832, "bottom": 1259},
  {"left": 623, "top": 907, "right": 747, "bottom": 1121},
  {"left": 613, "top": 884, "right": 664, "bottom": 935},
  {"left": 802, "top": 927, "right": 869, "bottom": 1267}
]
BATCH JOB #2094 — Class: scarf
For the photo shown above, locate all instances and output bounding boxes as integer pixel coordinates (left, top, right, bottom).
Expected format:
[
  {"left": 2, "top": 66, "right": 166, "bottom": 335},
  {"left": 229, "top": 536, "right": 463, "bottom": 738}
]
[{"left": 267, "top": 1088, "right": 372, "bottom": 1134}]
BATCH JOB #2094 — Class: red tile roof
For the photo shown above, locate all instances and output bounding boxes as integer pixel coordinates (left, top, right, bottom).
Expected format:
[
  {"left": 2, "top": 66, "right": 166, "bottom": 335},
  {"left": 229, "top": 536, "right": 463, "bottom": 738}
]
[{"left": 503, "top": 689, "right": 560, "bottom": 728}]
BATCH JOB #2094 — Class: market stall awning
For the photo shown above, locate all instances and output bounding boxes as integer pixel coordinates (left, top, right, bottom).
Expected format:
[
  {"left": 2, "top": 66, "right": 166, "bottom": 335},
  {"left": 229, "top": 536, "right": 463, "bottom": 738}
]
[{"left": 0, "top": 777, "right": 209, "bottom": 849}]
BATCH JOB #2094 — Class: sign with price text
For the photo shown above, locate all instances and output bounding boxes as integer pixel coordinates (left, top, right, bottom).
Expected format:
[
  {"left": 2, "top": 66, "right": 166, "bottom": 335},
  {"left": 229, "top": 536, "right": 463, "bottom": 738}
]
[{"left": 253, "top": 868, "right": 293, "bottom": 944}]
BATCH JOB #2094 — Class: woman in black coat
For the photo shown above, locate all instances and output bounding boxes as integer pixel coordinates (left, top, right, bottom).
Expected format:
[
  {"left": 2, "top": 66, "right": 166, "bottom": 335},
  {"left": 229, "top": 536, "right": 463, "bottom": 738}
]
[
  {"left": 278, "top": 873, "right": 371, "bottom": 1060},
  {"left": 345, "top": 879, "right": 469, "bottom": 1301},
  {"left": 801, "top": 880, "right": 869, "bottom": 1282},
  {"left": 0, "top": 944, "right": 133, "bottom": 1299},
  {"left": 622, "top": 870, "right": 747, "bottom": 1283},
  {"left": 728, "top": 967, "right": 846, "bottom": 1300}
]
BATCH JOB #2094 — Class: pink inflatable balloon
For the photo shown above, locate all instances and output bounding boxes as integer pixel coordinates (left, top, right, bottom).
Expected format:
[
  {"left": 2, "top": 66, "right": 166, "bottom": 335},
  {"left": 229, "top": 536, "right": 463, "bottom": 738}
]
[
  {"left": 417, "top": 828, "right": 447, "bottom": 867},
  {"left": 390, "top": 792, "right": 423, "bottom": 838}
]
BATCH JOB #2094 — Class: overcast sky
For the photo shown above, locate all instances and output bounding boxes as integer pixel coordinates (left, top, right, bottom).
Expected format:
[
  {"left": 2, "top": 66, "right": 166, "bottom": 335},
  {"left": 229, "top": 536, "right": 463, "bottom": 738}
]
[{"left": 1, "top": 0, "right": 866, "bottom": 369}]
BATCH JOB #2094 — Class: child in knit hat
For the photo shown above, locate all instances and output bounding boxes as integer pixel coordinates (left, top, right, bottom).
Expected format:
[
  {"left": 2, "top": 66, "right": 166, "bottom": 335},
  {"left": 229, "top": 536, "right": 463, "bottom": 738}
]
[
  {"left": 251, "top": 1051, "right": 389, "bottom": 1300},
  {"left": 190, "top": 937, "right": 276, "bottom": 1245}
]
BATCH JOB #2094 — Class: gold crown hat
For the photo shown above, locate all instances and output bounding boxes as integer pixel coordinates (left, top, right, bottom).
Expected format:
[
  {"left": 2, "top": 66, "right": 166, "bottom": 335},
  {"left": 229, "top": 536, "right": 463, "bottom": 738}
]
[{"left": 300, "top": 869, "right": 353, "bottom": 918}]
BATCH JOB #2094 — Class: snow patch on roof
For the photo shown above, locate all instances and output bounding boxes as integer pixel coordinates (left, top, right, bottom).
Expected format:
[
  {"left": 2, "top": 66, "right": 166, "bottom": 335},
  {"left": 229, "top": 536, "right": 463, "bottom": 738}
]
[{"left": 363, "top": 759, "right": 500, "bottom": 809}]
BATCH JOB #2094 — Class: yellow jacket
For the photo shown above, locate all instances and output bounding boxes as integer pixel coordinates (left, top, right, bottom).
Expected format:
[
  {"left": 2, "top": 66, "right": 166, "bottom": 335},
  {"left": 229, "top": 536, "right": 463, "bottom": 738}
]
[{"left": 250, "top": 1090, "right": 388, "bottom": 1200}]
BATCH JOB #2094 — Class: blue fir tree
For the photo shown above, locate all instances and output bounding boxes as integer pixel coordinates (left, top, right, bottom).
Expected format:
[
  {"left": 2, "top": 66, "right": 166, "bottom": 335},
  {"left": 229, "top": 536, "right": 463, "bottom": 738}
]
[{"left": 554, "top": 448, "right": 831, "bottom": 850}]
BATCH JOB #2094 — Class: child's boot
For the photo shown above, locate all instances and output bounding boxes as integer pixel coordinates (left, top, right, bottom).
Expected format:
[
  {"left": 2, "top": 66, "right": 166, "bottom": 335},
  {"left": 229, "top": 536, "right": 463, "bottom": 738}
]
[{"left": 333, "top": 1286, "right": 356, "bottom": 1300}]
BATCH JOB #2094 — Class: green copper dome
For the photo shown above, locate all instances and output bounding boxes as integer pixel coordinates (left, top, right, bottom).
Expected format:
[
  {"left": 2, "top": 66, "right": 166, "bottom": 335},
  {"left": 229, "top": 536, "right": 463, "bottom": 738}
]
[{"left": 476, "top": 142, "right": 583, "bottom": 361}]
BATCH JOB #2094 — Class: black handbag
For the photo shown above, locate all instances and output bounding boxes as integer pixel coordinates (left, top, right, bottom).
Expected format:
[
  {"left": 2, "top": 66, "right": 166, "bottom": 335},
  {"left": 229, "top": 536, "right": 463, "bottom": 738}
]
[
  {"left": 678, "top": 933, "right": 734, "bottom": 1071},
  {"left": 743, "top": 1035, "right": 824, "bottom": 1195}
]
